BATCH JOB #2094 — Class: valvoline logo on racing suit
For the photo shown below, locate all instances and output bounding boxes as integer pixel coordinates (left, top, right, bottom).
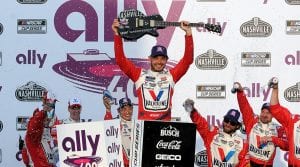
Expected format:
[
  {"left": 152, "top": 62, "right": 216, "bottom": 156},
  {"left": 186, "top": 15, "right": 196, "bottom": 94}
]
[{"left": 140, "top": 71, "right": 172, "bottom": 111}]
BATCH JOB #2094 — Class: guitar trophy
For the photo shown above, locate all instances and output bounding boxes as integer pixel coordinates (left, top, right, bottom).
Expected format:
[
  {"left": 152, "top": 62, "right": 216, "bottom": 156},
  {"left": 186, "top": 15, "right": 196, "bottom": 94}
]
[{"left": 117, "top": 9, "right": 222, "bottom": 40}]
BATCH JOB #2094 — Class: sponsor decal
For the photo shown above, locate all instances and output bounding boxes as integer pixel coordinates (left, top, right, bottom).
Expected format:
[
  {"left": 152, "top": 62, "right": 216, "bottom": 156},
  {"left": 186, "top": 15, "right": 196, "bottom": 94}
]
[
  {"left": 195, "top": 49, "right": 228, "bottom": 70},
  {"left": 242, "top": 83, "right": 270, "bottom": 101},
  {"left": 286, "top": 20, "right": 300, "bottom": 34},
  {"left": 284, "top": 82, "right": 300, "bottom": 102},
  {"left": 16, "top": 116, "right": 30, "bottom": 131},
  {"left": 63, "top": 155, "right": 102, "bottom": 167},
  {"left": 0, "top": 23, "right": 3, "bottom": 35},
  {"left": 15, "top": 81, "right": 46, "bottom": 101},
  {"left": 17, "top": 0, "right": 47, "bottom": 4},
  {"left": 160, "top": 125, "right": 180, "bottom": 137},
  {"left": 0, "top": 120, "right": 3, "bottom": 133},
  {"left": 285, "top": 51, "right": 300, "bottom": 65},
  {"left": 240, "top": 17, "right": 272, "bottom": 37},
  {"left": 156, "top": 140, "right": 182, "bottom": 150},
  {"left": 16, "top": 50, "right": 47, "bottom": 68},
  {"left": 285, "top": 0, "right": 300, "bottom": 4},
  {"left": 17, "top": 19, "right": 47, "bottom": 34},
  {"left": 194, "top": 150, "right": 208, "bottom": 167},
  {"left": 196, "top": 85, "right": 226, "bottom": 98},
  {"left": 241, "top": 52, "right": 271, "bottom": 67},
  {"left": 52, "top": 49, "right": 176, "bottom": 100}
]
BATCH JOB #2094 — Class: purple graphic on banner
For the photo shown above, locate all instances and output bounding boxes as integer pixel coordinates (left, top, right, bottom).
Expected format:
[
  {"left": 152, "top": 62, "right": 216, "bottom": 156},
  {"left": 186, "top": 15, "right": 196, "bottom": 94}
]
[
  {"left": 54, "top": 0, "right": 98, "bottom": 42},
  {"left": 52, "top": 49, "right": 177, "bottom": 95},
  {"left": 63, "top": 155, "right": 102, "bottom": 167}
]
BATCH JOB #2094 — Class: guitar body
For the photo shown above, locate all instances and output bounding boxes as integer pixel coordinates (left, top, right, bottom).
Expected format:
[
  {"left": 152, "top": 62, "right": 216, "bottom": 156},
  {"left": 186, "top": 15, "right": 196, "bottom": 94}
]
[
  {"left": 117, "top": 9, "right": 221, "bottom": 40},
  {"left": 118, "top": 10, "right": 164, "bottom": 40}
]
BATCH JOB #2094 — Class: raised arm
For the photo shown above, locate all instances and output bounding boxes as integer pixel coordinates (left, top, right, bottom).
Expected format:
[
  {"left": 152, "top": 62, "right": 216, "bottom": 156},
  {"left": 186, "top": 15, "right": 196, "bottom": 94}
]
[
  {"left": 112, "top": 19, "right": 141, "bottom": 82},
  {"left": 269, "top": 77, "right": 292, "bottom": 127},
  {"left": 183, "top": 99, "right": 215, "bottom": 145},
  {"left": 235, "top": 82, "right": 255, "bottom": 134},
  {"left": 170, "top": 21, "right": 194, "bottom": 83}
]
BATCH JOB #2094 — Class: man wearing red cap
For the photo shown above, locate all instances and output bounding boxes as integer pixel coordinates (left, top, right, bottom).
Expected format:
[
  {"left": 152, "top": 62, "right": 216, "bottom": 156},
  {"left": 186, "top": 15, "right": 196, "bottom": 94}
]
[
  {"left": 269, "top": 77, "right": 300, "bottom": 166},
  {"left": 234, "top": 82, "right": 288, "bottom": 167},
  {"left": 25, "top": 91, "right": 59, "bottom": 167},
  {"left": 112, "top": 19, "right": 193, "bottom": 121},
  {"left": 183, "top": 98, "right": 248, "bottom": 167},
  {"left": 103, "top": 96, "right": 133, "bottom": 167}
]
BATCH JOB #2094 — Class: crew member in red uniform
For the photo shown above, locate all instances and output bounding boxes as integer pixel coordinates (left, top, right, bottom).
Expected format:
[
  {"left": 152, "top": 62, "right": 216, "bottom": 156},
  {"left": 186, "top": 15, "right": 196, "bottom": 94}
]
[
  {"left": 112, "top": 19, "right": 193, "bottom": 121},
  {"left": 103, "top": 95, "right": 133, "bottom": 167},
  {"left": 183, "top": 98, "right": 248, "bottom": 167},
  {"left": 25, "top": 91, "right": 59, "bottom": 167},
  {"left": 234, "top": 82, "right": 288, "bottom": 167},
  {"left": 269, "top": 77, "right": 300, "bottom": 166}
]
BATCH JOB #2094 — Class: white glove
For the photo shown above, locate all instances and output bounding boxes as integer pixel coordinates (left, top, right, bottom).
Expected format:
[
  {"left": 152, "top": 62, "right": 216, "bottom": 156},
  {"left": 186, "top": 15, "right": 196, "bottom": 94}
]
[{"left": 183, "top": 98, "right": 194, "bottom": 113}]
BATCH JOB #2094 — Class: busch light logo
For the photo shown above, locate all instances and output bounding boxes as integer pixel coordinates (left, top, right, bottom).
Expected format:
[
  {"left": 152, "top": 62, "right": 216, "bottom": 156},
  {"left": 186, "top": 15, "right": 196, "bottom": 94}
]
[
  {"left": 241, "top": 52, "right": 271, "bottom": 67},
  {"left": 284, "top": 82, "right": 300, "bottom": 102},
  {"left": 196, "top": 85, "right": 226, "bottom": 98},
  {"left": 240, "top": 17, "right": 272, "bottom": 37},
  {"left": 286, "top": 0, "right": 300, "bottom": 4},
  {"left": 286, "top": 20, "right": 300, "bottom": 34},
  {"left": 52, "top": 49, "right": 177, "bottom": 102},
  {"left": 0, "top": 23, "right": 3, "bottom": 35},
  {"left": 17, "top": 19, "right": 47, "bottom": 34},
  {"left": 15, "top": 81, "right": 46, "bottom": 101},
  {"left": 17, "top": 0, "right": 47, "bottom": 4},
  {"left": 194, "top": 150, "right": 208, "bottom": 167},
  {"left": 16, "top": 116, "right": 30, "bottom": 131},
  {"left": 160, "top": 125, "right": 180, "bottom": 137},
  {"left": 195, "top": 49, "right": 228, "bottom": 70}
]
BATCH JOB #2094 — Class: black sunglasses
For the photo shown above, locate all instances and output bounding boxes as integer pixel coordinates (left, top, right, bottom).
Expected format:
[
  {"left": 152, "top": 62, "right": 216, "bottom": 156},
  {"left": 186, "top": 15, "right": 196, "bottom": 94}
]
[
  {"left": 70, "top": 105, "right": 81, "bottom": 110},
  {"left": 223, "top": 117, "right": 239, "bottom": 126}
]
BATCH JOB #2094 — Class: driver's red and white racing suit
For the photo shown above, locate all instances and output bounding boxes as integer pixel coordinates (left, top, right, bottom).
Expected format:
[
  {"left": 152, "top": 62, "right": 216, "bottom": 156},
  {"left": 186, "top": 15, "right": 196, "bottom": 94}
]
[
  {"left": 25, "top": 108, "right": 58, "bottom": 167},
  {"left": 237, "top": 92, "right": 288, "bottom": 166},
  {"left": 190, "top": 109, "right": 248, "bottom": 167},
  {"left": 114, "top": 35, "right": 193, "bottom": 121},
  {"left": 270, "top": 103, "right": 300, "bottom": 166}
]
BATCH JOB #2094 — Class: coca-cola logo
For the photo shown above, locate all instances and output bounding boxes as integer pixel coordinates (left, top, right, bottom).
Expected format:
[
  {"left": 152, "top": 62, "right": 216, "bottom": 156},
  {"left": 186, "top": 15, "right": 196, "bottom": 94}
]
[{"left": 156, "top": 140, "right": 182, "bottom": 150}]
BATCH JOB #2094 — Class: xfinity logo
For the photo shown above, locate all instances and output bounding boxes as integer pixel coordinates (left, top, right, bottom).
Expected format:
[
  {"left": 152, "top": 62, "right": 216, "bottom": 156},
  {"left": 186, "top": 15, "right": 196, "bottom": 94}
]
[
  {"left": 240, "top": 17, "right": 272, "bottom": 37},
  {"left": 160, "top": 125, "right": 180, "bottom": 137},
  {"left": 155, "top": 154, "right": 181, "bottom": 161}
]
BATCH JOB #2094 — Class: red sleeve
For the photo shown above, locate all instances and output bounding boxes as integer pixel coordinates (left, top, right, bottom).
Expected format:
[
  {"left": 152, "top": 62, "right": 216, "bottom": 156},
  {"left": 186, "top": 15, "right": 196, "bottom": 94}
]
[
  {"left": 238, "top": 142, "right": 250, "bottom": 167},
  {"left": 170, "top": 35, "right": 194, "bottom": 83},
  {"left": 104, "top": 110, "right": 113, "bottom": 120},
  {"left": 270, "top": 103, "right": 292, "bottom": 128},
  {"left": 237, "top": 91, "right": 255, "bottom": 134},
  {"left": 21, "top": 147, "right": 30, "bottom": 166},
  {"left": 271, "top": 136, "right": 289, "bottom": 151},
  {"left": 114, "top": 35, "right": 141, "bottom": 82},
  {"left": 26, "top": 109, "right": 45, "bottom": 144},
  {"left": 190, "top": 109, "right": 216, "bottom": 146}
]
